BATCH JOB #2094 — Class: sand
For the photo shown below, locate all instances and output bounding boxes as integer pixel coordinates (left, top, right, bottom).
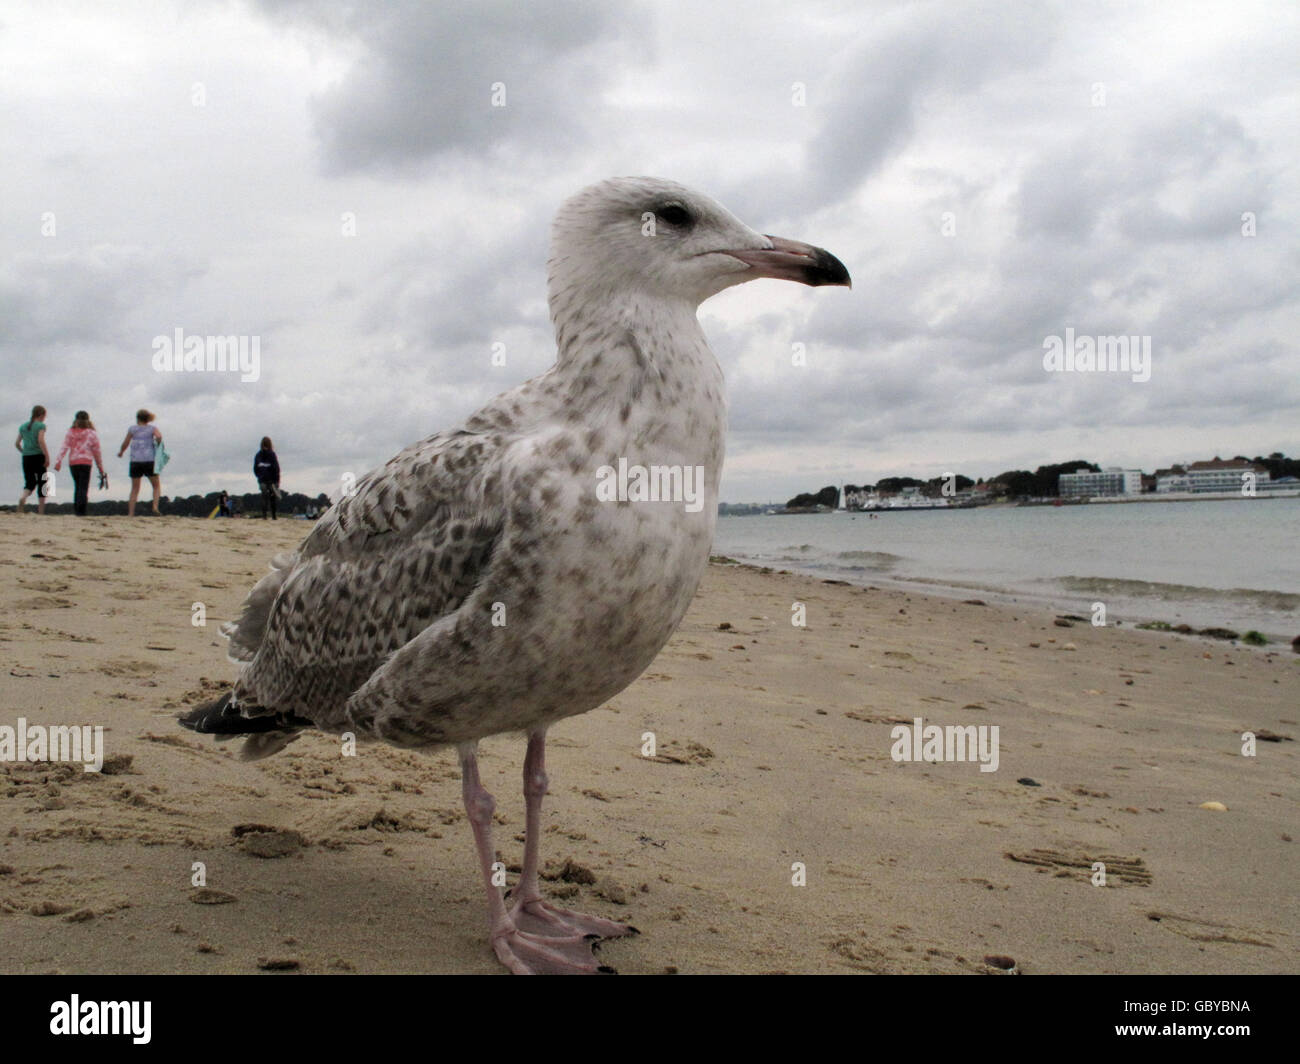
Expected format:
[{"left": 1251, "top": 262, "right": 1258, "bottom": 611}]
[{"left": 1, "top": 512, "right": 1295, "bottom": 974}]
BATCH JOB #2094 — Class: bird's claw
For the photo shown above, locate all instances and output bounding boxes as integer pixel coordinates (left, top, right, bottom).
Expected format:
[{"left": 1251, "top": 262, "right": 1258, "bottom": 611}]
[
  {"left": 490, "top": 924, "right": 618, "bottom": 975},
  {"left": 509, "top": 895, "right": 637, "bottom": 941}
]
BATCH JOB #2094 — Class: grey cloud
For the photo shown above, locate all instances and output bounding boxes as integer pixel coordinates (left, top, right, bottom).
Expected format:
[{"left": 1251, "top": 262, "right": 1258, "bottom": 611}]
[
  {"left": 264, "top": 0, "right": 646, "bottom": 175},
  {"left": 799, "top": 1, "right": 1059, "bottom": 207},
  {"left": 4, "top": 2, "right": 1295, "bottom": 505},
  {"left": 1016, "top": 107, "right": 1269, "bottom": 242},
  {"left": 0, "top": 245, "right": 204, "bottom": 350}
]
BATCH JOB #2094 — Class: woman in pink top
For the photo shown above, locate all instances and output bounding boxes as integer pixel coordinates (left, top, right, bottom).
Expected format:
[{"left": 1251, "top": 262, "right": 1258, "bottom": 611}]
[{"left": 53, "top": 411, "right": 106, "bottom": 517}]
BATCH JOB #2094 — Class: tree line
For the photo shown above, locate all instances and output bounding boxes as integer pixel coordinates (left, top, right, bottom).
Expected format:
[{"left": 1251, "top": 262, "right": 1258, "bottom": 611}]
[
  {"left": 836, "top": 452, "right": 1297, "bottom": 503},
  {"left": 19, "top": 489, "right": 333, "bottom": 518}
]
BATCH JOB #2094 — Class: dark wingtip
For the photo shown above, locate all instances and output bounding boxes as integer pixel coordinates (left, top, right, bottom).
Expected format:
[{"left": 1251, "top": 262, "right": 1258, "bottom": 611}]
[
  {"left": 177, "top": 692, "right": 232, "bottom": 733},
  {"left": 176, "top": 691, "right": 313, "bottom": 737}
]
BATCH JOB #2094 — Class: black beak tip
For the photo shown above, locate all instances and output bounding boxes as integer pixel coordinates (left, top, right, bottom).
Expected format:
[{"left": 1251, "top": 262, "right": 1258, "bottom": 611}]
[{"left": 808, "top": 246, "right": 852, "bottom": 288}]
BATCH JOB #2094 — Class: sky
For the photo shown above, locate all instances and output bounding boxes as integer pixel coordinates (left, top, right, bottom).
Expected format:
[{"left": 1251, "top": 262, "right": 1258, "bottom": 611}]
[{"left": 3, "top": 0, "right": 1297, "bottom": 505}]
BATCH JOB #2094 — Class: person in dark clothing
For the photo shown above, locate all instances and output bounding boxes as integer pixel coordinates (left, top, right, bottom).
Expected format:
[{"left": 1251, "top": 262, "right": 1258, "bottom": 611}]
[{"left": 254, "top": 437, "right": 281, "bottom": 520}]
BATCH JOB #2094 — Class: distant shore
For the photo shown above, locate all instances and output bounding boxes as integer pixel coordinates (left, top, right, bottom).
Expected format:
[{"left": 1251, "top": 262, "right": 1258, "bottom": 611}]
[
  {"left": 727, "top": 490, "right": 1300, "bottom": 517},
  {"left": 1066, "top": 490, "right": 1300, "bottom": 504}
]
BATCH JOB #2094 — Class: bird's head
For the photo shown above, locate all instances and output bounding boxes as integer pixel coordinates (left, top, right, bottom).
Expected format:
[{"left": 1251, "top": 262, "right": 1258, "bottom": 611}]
[{"left": 547, "top": 176, "right": 851, "bottom": 311}]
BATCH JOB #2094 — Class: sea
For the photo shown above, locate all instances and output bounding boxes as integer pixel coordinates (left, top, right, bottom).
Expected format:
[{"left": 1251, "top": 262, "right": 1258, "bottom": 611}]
[{"left": 712, "top": 499, "right": 1300, "bottom": 642}]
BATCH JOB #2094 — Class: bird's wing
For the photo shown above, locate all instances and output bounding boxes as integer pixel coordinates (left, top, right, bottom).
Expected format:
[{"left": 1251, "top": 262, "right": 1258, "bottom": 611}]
[{"left": 224, "top": 424, "right": 512, "bottom": 723}]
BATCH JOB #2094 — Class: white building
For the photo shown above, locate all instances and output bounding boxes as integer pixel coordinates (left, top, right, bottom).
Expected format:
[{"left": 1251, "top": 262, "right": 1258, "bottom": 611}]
[
  {"left": 1185, "top": 459, "right": 1271, "bottom": 493},
  {"left": 1058, "top": 467, "right": 1143, "bottom": 498}
]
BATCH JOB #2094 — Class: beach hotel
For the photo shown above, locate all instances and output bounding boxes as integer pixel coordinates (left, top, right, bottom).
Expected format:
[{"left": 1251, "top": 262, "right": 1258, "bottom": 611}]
[
  {"left": 1058, "top": 468, "right": 1143, "bottom": 498},
  {"left": 1156, "top": 459, "right": 1273, "bottom": 493}
]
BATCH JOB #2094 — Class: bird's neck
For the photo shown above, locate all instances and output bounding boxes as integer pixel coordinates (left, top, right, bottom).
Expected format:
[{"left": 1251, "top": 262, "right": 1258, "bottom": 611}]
[
  {"left": 552, "top": 290, "right": 709, "bottom": 376},
  {"left": 548, "top": 290, "right": 726, "bottom": 464}
]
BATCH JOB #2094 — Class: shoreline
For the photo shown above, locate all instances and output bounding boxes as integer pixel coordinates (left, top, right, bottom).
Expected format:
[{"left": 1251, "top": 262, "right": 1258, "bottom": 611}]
[
  {"left": 710, "top": 553, "right": 1299, "bottom": 650},
  {"left": 1, "top": 514, "right": 1296, "bottom": 974}
]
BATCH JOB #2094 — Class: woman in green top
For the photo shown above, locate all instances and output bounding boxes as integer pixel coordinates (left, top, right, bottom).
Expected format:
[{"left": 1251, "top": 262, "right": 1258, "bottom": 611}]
[{"left": 15, "top": 404, "right": 50, "bottom": 515}]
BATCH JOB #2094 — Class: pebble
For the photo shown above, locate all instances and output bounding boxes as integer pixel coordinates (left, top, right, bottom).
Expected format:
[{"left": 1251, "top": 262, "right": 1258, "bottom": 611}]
[
  {"left": 594, "top": 879, "right": 629, "bottom": 905},
  {"left": 232, "top": 824, "right": 306, "bottom": 859},
  {"left": 99, "top": 754, "right": 134, "bottom": 775}
]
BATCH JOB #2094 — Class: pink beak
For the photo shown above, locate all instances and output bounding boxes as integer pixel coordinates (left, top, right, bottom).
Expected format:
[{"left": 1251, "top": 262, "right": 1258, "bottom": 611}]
[{"left": 722, "top": 235, "right": 851, "bottom": 287}]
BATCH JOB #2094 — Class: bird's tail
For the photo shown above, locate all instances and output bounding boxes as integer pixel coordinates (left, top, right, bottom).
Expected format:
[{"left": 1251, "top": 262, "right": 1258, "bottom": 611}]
[
  {"left": 220, "top": 551, "right": 298, "bottom": 663},
  {"left": 177, "top": 690, "right": 313, "bottom": 761}
]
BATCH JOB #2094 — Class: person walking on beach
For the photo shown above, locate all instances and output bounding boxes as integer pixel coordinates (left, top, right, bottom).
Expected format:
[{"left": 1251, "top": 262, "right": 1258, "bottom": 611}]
[
  {"left": 15, "top": 404, "right": 50, "bottom": 514},
  {"left": 53, "top": 410, "right": 106, "bottom": 516},
  {"left": 117, "top": 409, "right": 162, "bottom": 517},
  {"left": 254, "top": 436, "right": 281, "bottom": 520}
]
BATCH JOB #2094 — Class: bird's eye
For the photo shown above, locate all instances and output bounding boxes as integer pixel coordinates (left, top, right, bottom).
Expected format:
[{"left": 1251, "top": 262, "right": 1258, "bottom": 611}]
[{"left": 655, "top": 204, "right": 694, "bottom": 228}]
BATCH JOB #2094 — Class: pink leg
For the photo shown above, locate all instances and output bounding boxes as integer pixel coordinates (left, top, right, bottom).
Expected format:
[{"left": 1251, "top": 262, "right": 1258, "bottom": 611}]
[
  {"left": 507, "top": 729, "right": 639, "bottom": 941},
  {"left": 458, "top": 742, "right": 612, "bottom": 974}
]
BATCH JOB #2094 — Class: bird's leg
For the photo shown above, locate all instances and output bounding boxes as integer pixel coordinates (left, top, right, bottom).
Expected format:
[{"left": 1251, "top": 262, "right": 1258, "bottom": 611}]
[
  {"left": 512, "top": 728, "right": 549, "bottom": 906},
  {"left": 507, "top": 729, "right": 638, "bottom": 942},
  {"left": 458, "top": 741, "right": 611, "bottom": 974}
]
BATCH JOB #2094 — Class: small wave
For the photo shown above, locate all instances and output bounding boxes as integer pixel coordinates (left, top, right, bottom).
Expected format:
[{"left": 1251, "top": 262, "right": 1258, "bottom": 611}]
[
  {"left": 1058, "top": 576, "right": 1300, "bottom": 612},
  {"left": 900, "top": 575, "right": 1016, "bottom": 594},
  {"left": 832, "top": 549, "right": 902, "bottom": 570},
  {"left": 779, "top": 544, "right": 818, "bottom": 553}
]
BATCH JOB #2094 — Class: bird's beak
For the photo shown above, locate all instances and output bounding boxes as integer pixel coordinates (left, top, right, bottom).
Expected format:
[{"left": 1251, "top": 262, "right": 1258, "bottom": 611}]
[{"left": 722, "top": 235, "right": 852, "bottom": 287}]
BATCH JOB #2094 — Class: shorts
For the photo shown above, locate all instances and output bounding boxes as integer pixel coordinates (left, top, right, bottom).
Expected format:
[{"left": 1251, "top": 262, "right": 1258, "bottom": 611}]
[
  {"left": 22, "top": 454, "right": 48, "bottom": 495},
  {"left": 129, "top": 461, "right": 156, "bottom": 479}
]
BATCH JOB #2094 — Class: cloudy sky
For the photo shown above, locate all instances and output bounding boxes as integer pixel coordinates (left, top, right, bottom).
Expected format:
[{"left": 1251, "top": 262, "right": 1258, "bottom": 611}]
[{"left": 3, "top": 0, "right": 1296, "bottom": 505}]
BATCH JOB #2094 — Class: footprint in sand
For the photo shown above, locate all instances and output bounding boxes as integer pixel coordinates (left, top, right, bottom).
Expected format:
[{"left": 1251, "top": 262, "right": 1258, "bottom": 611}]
[
  {"left": 1004, "top": 848, "right": 1152, "bottom": 886},
  {"left": 1146, "top": 911, "right": 1276, "bottom": 948},
  {"left": 13, "top": 596, "right": 74, "bottom": 610},
  {"left": 97, "top": 660, "right": 156, "bottom": 678}
]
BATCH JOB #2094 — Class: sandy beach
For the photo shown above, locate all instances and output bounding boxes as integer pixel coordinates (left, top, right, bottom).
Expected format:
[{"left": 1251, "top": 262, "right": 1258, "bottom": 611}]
[{"left": 1, "top": 512, "right": 1295, "bottom": 974}]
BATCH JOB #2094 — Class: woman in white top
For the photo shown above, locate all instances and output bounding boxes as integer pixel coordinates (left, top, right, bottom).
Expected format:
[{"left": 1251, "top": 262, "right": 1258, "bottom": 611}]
[{"left": 117, "top": 408, "right": 162, "bottom": 517}]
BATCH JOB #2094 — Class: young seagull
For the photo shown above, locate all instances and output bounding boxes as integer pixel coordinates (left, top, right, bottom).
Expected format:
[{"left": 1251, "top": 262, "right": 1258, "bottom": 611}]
[{"left": 180, "top": 176, "right": 850, "bottom": 974}]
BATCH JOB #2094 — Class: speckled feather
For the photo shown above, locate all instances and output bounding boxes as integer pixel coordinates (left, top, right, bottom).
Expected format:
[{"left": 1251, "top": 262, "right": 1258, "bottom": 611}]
[{"left": 215, "top": 178, "right": 780, "bottom": 754}]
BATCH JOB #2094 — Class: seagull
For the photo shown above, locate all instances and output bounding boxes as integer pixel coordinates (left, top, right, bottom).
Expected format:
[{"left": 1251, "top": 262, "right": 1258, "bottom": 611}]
[{"left": 180, "top": 176, "right": 850, "bottom": 974}]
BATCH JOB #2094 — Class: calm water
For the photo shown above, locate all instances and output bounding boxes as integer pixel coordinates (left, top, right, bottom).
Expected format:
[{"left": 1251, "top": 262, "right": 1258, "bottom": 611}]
[{"left": 712, "top": 499, "right": 1300, "bottom": 640}]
